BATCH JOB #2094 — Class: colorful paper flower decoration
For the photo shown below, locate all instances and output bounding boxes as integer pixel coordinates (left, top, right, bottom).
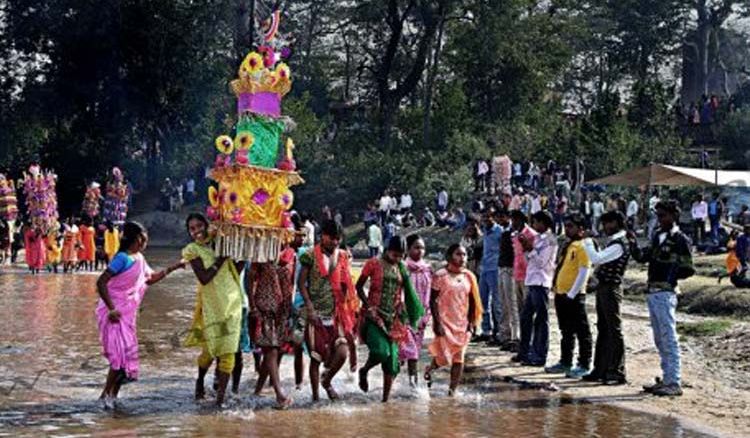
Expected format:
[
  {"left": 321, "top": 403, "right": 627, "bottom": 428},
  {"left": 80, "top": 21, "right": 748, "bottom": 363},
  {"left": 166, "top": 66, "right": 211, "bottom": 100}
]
[
  {"left": 258, "top": 45, "right": 276, "bottom": 68},
  {"left": 243, "top": 52, "right": 264, "bottom": 74},
  {"left": 236, "top": 149, "right": 249, "bottom": 166},
  {"left": 275, "top": 63, "right": 290, "bottom": 81},
  {"left": 215, "top": 135, "right": 234, "bottom": 154},
  {"left": 208, "top": 186, "right": 220, "bottom": 207},
  {"left": 234, "top": 132, "right": 254, "bottom": 150}
]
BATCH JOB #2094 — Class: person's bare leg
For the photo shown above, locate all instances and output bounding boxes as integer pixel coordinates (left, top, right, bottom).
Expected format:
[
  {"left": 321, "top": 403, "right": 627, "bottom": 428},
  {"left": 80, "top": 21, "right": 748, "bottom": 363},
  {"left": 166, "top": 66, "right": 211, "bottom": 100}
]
[
  {"left": 213, "top": 358, "right": 220, "bottom": 391},
  {"left": 294, "top": 346, "right": 304, "bottom": 389},
  {"left": 448, "top": 363, "right": 464, "bottom": 396},
  {"left": 321, "top": 344, "right": 347, "bottom": 400},
  {"left": 100, "top": 368, "right": 118, "bottom": 399},
  {"left": 253, "top": 352, "right": 262, "bottom": 374},
  {"left": 347, "top": 336, "right": 357, "bottom": 372},
  {"left": 424, "top": 359, "right": 439, "bottom": 387},
  {"left": 408, "top": 359, "right": 418, "bottom": 386},
  {"left": 215, "top": 371, "right": 230, "bottom": 407},
  {"left": 195, "top": 366, "right": 209, "bottom": 400},
  {"left": 264, "top": 348, "right": 289, "bottom": 405},
  {"left": 231, "top": 351, "right": 243, "bottom": 394},
  {"left": 382, "top": 372, "right": 395, "bottom": 402},
  {"left": 358, "top": 356, "right": 379, "bottom": 393},
  {"left": 254, "top": 366, "right": 269, "bottom": 396},
  {"left": 310, "top": 359, "right": 321, "bottom": 402}
]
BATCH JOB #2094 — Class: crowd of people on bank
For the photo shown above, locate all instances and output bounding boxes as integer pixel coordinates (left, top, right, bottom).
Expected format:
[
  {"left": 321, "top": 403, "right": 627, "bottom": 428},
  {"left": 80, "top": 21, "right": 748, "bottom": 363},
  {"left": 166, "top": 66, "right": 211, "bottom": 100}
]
[{"left": 455, "top": 199, "right": 693, "bottom": 397}]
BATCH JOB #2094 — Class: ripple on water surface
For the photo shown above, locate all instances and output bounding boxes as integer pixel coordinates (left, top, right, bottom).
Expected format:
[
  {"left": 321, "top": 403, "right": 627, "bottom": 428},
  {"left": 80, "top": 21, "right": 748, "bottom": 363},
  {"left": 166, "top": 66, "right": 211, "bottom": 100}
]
[{"left": 0, "top": 249, "right": 717, "bottom": 437}]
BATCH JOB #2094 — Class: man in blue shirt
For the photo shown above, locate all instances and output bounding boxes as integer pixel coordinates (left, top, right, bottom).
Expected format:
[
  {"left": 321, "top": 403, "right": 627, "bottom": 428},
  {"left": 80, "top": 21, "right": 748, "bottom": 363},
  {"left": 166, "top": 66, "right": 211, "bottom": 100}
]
[
  {"left": 707, "top": 192, "right": 723, "bottom": 243},
  {"left": 475, "top": 209, "right": 503, "bottom": 342}
]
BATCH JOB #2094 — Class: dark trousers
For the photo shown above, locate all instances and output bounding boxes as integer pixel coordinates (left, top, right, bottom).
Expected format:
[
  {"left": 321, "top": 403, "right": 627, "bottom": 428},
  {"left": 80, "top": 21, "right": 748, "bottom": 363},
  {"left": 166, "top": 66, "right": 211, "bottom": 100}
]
[
  {"left": 709, "top": 215, "right": 720, "bottom": 241},
  {"left": 554, "top": 293, "right": 592, "bottom": 368},
  {"left": 592, "top": 283, "right": 626, "bottom": 379},
  {"left": 693, "top": 219, "right": 705, "bottom": 243},
  {"left": 519, "top": 285, "right": 549, "bottom": 364},
  {"left": 730, "top": 271, "right": 750, "bottom": 288}
]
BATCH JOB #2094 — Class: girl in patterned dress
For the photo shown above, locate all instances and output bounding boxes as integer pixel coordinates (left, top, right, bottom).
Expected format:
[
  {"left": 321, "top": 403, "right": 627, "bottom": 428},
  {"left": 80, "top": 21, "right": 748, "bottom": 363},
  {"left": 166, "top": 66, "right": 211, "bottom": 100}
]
[
  {"left": 399, "top": 234, "right": 432, "bottom": 386},
  {"left": 247, "top": 249, "right": 295, "bottom": 409}
]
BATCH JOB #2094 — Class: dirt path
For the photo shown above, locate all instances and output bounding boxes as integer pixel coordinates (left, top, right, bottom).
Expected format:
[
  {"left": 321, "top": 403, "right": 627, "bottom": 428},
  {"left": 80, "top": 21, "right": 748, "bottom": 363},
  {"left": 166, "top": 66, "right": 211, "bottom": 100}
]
[{"left": 460, "top": 298, "right": 750, "bottom": 438}]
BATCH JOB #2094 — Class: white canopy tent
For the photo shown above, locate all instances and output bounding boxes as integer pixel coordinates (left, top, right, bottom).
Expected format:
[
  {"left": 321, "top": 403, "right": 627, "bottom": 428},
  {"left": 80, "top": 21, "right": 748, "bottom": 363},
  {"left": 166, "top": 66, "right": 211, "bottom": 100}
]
[{"left": 587, "top": 164, "right": 750, "bottom": 187}]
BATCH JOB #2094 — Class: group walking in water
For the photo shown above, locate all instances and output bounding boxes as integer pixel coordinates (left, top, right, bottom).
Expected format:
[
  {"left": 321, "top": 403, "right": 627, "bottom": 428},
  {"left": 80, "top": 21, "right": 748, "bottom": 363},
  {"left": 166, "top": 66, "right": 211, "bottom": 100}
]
[
  {"left": 91, "top": 199, "right": 694, "bottom": 410},
  {"left": 92, "top": 214, "right": 486, "bottom": 409}
]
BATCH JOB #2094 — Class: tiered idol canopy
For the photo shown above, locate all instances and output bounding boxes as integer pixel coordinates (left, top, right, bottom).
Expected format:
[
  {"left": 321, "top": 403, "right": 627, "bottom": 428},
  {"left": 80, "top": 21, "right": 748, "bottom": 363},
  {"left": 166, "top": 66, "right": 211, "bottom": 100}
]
[{"left": 206, "top": 13, "right": 303, "bottom": 262}]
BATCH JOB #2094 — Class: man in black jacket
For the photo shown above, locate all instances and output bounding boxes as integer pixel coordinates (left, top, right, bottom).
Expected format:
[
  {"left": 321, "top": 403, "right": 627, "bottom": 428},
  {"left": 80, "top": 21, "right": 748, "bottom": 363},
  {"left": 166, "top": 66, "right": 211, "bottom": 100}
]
[
  {"left": 628, "top": 201, "right": 694, "bottom": 397},
  {"left": 581, "top": 211, "right": 630, "bottom": 385}
]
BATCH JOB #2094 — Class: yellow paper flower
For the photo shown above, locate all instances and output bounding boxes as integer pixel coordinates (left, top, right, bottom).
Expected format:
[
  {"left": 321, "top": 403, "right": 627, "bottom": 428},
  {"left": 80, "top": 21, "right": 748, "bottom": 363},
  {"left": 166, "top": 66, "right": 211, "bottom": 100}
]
[
  {"left": 208, "top": 186, "right": 219, "bottom": 207},
  {"left": 242, "top": 52, "right": 264, "bottom": 74},
  {"left": 275, "top": 63, "right": 291, "bottom": 81},
  {"left": 234, "top": 132, "right": 255, "bottom": 150},
  {"left": 215, "top": 135, "right": 234, "bottom": 154}
]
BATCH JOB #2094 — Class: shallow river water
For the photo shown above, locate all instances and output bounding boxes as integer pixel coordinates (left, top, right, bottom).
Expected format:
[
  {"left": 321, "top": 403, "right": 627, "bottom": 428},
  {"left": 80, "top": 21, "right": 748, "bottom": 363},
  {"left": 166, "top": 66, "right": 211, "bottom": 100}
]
[{"left": 0, "top": 249, "right": 717, "bottom": 437}]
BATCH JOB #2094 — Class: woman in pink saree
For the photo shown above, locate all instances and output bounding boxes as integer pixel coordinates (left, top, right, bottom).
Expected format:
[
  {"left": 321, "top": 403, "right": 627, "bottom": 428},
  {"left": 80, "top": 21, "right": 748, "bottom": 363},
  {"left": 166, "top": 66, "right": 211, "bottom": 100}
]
[
  {"left": 398, "top": 234, "right": 432, "bottom": 387},
  {"left": 95, "top": 221, "right": 183, "bottom": 410}
]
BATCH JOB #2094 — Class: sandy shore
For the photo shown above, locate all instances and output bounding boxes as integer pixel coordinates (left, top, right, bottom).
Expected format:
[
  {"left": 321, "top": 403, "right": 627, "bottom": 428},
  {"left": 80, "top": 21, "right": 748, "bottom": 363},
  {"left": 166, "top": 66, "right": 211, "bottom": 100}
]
[{"left": 459, "top": 297, "right": 749, "bottom": 438}]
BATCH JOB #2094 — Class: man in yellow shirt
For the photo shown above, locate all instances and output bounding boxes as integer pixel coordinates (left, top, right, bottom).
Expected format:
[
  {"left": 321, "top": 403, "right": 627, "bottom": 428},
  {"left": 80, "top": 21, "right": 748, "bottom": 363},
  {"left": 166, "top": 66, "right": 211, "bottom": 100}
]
[{"left": 545, "top": 213, "right": 593, "bottom": 378}]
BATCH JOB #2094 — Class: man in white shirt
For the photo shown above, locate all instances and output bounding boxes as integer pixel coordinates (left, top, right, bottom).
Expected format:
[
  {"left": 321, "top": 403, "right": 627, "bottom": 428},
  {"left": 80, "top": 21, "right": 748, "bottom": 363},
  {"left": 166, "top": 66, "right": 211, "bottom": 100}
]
[
  {"left": 530, "top": 192, "right": 542, "bottom": 214},
  {"left": 514, "top": 211, "right": 558, "bottom": 366},
  {"left": 691, "top": 195, "right": 708, "bottom": 243},
  {"left": 437, "top": 189, "right": 449, "bottom": 212},
  {"left": 303, "top": 215, "right": 316, "bottom": 247},
  {"left": 591, "top": 196, "right": 605, "bottom": 235},
  {"left": 513, "top": 162, "right": 523, "bottom": 186},
  {"left": 527, "top": 161, "right": 540, "bottom": 189},
  {"left": 399, "top": 192, "right": 413, "bottom": 213},
  {"left": 476, "top": 160, "right": 489, "bottom": 192},
  {"left": 626, "top": 199, "right": 639, "bottom": 230},
  {"left": 389, "top": 195, "right": 398, "bottom": 215},
  {"left": 367, "top": 222, "right": 383, "bottom": 257},
  {"left": 379, "top": 193, "right": 392, "bottom": 224},
  {"left": 185, "top": 177, "right": 196, "bottom": 205}
]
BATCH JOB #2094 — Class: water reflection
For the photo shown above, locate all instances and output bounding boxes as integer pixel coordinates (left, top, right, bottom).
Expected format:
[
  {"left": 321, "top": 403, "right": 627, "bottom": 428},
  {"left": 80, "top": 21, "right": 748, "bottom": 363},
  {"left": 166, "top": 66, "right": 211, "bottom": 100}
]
[{"left": 0, "top": 249, "right": 714, "bottom": 437}]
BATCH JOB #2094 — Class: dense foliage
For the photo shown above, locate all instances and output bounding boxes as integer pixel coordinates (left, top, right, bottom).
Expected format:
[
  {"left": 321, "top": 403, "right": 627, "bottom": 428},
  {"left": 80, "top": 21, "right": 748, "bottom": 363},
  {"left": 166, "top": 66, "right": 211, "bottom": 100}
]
[{"left": 1, "top": 0, "right": 748, "bottom": 215}]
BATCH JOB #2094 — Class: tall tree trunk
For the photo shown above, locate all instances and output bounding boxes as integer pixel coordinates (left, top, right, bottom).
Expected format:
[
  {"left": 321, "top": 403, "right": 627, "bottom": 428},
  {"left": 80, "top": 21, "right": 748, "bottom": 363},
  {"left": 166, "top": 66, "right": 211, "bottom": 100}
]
[
  {"left": 376, "top": 1, "right": 439, "bottom": 150},
  {"left": 697, "top": 22, "right": 711, "bottom": 97},
  {"left": 422, "top": 11, "right": 445, "bottom": 150},
  {"left": 146, "top": 135, "right": 159, "bottom": 190}
]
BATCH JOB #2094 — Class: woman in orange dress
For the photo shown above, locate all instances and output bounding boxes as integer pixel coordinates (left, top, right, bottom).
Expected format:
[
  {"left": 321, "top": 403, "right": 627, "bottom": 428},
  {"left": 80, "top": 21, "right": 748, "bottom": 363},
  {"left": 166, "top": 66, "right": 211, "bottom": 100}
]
[
  {"left": 424, "top": 243, "right": 483, "bottom": 396},
  {"left": 79, "top": 220, "right": 96, "bottom": 271},
  {"left": 62, "top": 219, "right": 80, "bottom": 273}
]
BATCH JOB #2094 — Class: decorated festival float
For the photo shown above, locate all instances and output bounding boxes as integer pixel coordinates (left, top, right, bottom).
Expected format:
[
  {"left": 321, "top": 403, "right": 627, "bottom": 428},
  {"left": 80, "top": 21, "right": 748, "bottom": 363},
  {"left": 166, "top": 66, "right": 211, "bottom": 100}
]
[
  {"left": 103, "top": 167, "right": 129, "bottom": 226},
  {"left": 82, "top": 182, "right": 102, "bottom": 219},
  {"left": 0, "top": 173, "right": 19, "bottom": 223},
  {"left": 206, "top": 10, "right": 303, "bottom": 262},
  {"left": 22, "top": 165, "right": 59, "bottom": 233}
]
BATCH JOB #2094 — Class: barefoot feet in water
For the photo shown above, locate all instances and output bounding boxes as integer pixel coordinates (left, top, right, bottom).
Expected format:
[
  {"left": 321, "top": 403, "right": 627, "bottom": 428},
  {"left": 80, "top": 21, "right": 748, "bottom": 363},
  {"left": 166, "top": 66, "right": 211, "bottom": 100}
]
[
  {"left": 358, "top": 368, "right": 369, "bottom": 393},
  {"left": 321, "top": 369, "right": 340, "bottom": 401},
  {"left": 424, "top": 365, "right": 433, "bottom": 388}
]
